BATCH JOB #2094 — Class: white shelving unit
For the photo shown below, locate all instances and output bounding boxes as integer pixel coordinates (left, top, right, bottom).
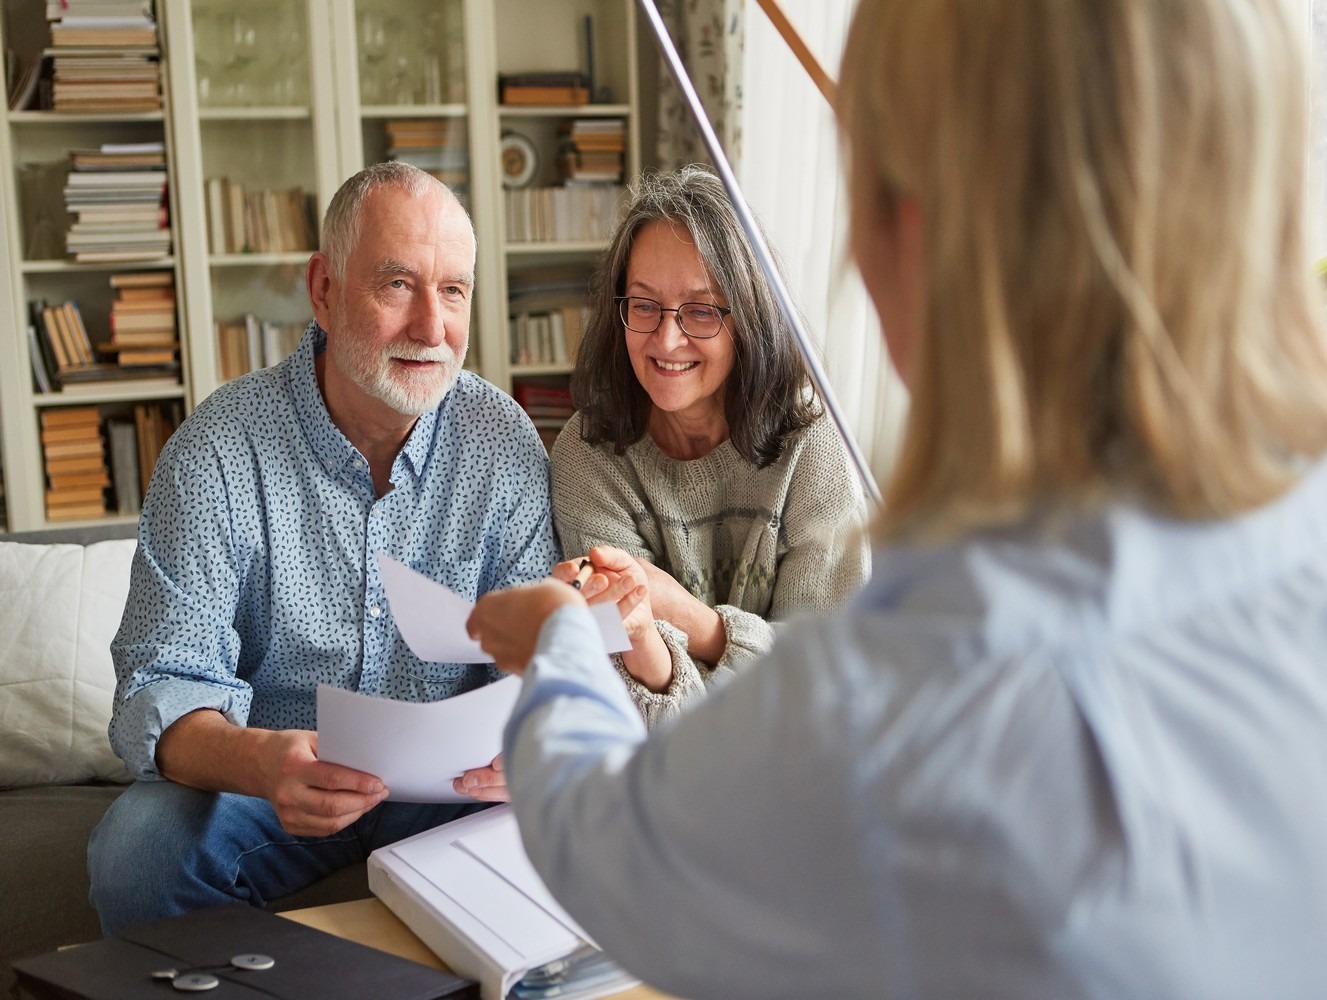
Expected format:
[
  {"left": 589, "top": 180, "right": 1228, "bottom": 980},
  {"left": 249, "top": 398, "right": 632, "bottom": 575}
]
[{"left": 0, "top": 0, "right": 648, "bottom": 531}]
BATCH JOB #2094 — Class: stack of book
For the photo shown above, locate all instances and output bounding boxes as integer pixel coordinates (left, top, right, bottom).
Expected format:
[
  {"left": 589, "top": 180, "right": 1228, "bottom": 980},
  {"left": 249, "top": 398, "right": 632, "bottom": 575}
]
[
  {"left": 65, "top": 142, "right": 169, "bottom": 264},
  {"left": 106, "top": 271, "right": 178, "bottom": 369},
  {"left": 385, "top": 119, "right": 470, "bottom": 207},
  {"left": 46, "top": 1, "right": 161, "bottom": 114},
  {"left": 504, "top": 184, "right": 624, "bottom": 244},
  {"left": 512, "top": 380, "right": 575, "bottom": 450},
  {"left": 41, "top": 406, "right": 109, "bottom": 521},
  {"left": 498, "top": 71, "right": 589, "bottom": 107},
  {"left": 203, "top": 178, "right": 316, "bottom": 254},
  {"left": 560, "top": 119, "right": 625, "bottom": 183},
  {"left": 508, "top": 266, "right": 590, "bottom": 367},
  {"left": 216, "top": 314, "right": 306, "bottom": 382},
  {"left": 64, "top": 153, "right": 170, "bottom": 263}
]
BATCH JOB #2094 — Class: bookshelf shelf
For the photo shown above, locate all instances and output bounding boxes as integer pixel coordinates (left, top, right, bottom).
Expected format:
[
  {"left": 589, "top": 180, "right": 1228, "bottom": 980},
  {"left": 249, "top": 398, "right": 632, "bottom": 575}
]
[
  {"left": 209, "top": 252, "right": 311, "bottom": 268},
  {"left": 8, "top": 111, "right": 167, "bottom": 124},
  {"left": 505, "top": 240, "right": 610, "bottom": 255},
  {"left": 197, "top": 107, "right": 312, "bottom": 122},
  {"left": 498, "top": 104, "right": 633, "bottom": 119},
  {"left": 33, "top": 382, "right": 187, "bottom": 406},
  {"left": 510, "top": 363, "right": 576, "bottom": 377},
  {"left": 361, "top": 104, "right": 470, "bottom": 120}
]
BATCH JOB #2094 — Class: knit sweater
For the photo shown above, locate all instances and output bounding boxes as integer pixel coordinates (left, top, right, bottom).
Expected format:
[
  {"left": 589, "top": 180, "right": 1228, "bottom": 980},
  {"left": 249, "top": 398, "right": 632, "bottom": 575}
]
[{"left": 551, "top": 411, "right": 872, "bottom": 727}]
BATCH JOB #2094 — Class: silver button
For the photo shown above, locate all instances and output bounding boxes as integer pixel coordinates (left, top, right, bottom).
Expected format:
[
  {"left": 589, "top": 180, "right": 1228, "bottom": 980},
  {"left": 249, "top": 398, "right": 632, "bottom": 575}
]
[
  {"left": 230, "top": 954, "right": 275, "bottom": 971},
  {"left": 172, "top": 973, "right": 219, "bottom": 992}
]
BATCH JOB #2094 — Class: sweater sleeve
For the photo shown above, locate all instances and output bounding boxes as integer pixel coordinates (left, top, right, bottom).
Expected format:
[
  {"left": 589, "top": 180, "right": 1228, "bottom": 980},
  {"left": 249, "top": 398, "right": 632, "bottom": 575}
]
[{"left": 768, "top": 417, "right": 873, "bottom": 620}]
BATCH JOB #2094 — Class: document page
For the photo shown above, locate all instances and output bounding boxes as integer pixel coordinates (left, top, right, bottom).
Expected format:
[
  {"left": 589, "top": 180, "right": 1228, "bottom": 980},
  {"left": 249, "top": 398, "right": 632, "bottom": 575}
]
[{"left": 317, "top": 677, "right": 520, "bottom": 802}]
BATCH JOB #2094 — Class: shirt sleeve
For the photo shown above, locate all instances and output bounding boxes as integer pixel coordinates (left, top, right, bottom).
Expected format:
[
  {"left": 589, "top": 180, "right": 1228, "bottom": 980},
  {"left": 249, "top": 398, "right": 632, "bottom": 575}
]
[
  {"left": 482, "top": 413, "right": 560, "bottom": 592},
  {"left": 108, "top": 434, "right": 251, "bottom": 780},
  {"left": 504, "top": 603, "right": 858, "bottom": 1000}
]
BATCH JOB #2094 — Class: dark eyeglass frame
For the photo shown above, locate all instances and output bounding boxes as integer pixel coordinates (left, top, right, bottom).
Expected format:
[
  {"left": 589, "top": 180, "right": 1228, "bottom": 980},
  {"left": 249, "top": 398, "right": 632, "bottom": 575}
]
[{"left": 614, "top": 295, "right": 732, "bottom": 340}]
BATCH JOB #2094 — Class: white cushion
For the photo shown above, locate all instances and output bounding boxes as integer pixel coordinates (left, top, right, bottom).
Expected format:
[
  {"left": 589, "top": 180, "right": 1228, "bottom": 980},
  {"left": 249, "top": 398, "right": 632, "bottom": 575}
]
[{"left": 0, "top": 538, "right": 136, "bottom": 788}]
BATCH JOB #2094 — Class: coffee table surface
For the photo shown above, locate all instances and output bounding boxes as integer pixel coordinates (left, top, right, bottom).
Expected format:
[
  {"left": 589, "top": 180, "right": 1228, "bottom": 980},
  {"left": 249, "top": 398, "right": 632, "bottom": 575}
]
[{"left": 280, "top": 898, "right": 673, "bottom": 999}]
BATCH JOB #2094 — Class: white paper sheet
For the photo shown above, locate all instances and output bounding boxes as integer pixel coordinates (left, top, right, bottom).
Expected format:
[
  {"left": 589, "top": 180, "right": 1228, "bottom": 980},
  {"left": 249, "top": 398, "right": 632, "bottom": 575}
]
[
  {"left": 316, "top": 677, "right": 521, "bottom": 802},
  {"left": 375, "top": 552, "right": 631, "bottom": 661}
]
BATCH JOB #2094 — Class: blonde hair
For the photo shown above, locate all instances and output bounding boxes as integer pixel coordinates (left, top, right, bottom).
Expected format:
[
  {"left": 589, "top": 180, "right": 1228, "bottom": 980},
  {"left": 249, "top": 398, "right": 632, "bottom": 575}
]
[{"left": 838, "top": 0, "right": 1327, "bottom": 541}]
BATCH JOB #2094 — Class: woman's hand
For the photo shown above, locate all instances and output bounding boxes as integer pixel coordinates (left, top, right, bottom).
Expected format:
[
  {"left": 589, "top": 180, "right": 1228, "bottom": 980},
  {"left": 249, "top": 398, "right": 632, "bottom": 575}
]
[
  {"left": 466, "top": 580, "right": 583, "bottom": 674},
  {"left": 558, "top": 547, "right": 673, "bottom": 692}
]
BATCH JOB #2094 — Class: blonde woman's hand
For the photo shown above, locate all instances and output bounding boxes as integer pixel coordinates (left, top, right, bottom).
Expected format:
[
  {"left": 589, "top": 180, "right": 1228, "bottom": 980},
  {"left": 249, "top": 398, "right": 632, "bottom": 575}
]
[{"left": 466, "top": 580, "right": 583, "bottom": 674}]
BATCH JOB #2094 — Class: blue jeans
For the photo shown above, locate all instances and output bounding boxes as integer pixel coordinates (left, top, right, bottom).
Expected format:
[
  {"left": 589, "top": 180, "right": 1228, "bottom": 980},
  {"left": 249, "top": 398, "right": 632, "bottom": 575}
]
[{"left": 87, "top": 780, "right": 483, "bottom": 937}]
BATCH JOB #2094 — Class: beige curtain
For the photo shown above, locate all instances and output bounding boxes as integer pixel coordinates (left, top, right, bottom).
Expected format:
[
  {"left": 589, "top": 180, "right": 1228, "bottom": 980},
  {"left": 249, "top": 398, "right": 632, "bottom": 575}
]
[
  {"left": 736, "top": 1, "right": 906, "bottom": 487},
  {"left": 654, "top": 0, "right": 745, "bottom": 168},
  {"left": 1314, "top": 0, "right": 1327, "bottom": 262}
]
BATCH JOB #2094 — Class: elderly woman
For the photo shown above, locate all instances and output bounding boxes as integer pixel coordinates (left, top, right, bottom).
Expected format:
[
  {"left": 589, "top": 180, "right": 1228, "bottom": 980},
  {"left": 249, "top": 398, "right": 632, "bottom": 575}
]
[
  {"left": 469, "top": 0, "right": 1327, "bottom": 996},
  {"left": 550, "top": 165, "right": 870, "bottom": 726}
]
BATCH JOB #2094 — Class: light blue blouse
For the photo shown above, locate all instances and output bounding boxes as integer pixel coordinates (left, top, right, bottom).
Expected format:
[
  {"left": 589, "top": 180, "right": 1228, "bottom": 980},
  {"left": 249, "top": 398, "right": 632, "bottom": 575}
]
[
  {"left": 505, "top": 459, "right": 1327, "bottom": 999},
  {"left": 111, "top": 323, "right": 558, "bottom": 780}
]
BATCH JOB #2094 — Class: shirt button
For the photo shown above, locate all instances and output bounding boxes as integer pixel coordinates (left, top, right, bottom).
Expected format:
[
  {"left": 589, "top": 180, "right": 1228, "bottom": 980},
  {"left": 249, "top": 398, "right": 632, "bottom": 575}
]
[
  {"left": 354, "top": 458, "right": 366, "bottom": 471},
  {"left": 369, "top": 605, "right": 382, "bottom": 618}
]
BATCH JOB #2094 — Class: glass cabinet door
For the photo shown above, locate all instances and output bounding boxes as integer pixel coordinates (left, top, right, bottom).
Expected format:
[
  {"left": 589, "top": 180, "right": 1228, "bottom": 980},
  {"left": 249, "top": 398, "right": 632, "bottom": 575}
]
[{"left": 166, "top": 0, "right": 340, "bottom": 401}]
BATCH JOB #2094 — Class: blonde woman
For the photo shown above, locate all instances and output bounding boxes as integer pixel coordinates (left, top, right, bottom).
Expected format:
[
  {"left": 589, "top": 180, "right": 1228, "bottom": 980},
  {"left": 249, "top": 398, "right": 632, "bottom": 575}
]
[{"left": 468, "top": 1, "right": 1327, "bottom": 997}]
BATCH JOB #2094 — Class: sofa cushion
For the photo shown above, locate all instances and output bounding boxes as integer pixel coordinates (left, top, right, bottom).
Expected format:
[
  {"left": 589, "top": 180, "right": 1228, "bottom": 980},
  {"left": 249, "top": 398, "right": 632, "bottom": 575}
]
[{"left": 0, "top": 538, "right": 136, "bottom": 788}]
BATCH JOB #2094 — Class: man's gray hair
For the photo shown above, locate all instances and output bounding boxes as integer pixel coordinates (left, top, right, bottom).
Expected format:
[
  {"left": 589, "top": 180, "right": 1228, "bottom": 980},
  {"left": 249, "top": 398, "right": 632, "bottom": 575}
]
[{"left": 320, "top": 161, "right": 476, "bottom": 281}]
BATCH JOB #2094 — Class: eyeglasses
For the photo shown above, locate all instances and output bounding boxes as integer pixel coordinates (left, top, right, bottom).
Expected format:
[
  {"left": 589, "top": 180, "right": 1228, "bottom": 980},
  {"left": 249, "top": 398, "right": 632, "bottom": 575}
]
[{"left": 615, "top": 295, "right": 731, "bottom": 340}]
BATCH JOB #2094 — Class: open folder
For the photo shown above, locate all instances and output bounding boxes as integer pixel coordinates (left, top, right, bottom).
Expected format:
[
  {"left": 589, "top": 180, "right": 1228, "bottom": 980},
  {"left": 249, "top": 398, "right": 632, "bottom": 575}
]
[{"left": 369, "top": 805, "right": 640, "bottom": 1000}]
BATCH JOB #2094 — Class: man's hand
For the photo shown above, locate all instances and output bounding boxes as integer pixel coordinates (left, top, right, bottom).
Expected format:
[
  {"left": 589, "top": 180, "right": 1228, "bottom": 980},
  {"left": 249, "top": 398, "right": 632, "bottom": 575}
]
[
  {"left": 156, "top": 710, "right": 390, "bottom": 837},
  {"left": 258, "top": 729, "right": 391, "bottom": 836},
  {"left": 453, "top": 753, "right": 510, "bottom": 802}
]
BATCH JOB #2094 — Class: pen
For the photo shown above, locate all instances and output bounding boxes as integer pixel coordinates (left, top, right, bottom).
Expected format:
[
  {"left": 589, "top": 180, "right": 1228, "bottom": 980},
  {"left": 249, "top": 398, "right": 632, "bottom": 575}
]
[{"left": 570, "top": 558, "right": 593, "bottom": 590}]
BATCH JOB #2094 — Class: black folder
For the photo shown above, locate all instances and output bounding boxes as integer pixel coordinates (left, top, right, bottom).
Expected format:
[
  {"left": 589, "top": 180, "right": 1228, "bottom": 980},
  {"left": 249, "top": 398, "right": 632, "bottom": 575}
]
[{"left": 12, "top": 904, "right": 480, "bottom": 999}]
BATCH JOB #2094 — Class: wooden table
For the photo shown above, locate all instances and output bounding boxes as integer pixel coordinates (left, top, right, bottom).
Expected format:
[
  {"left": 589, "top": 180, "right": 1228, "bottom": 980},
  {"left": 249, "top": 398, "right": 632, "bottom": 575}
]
[{"left": 281, "top": 898, "right": 672, "bottom": 999}]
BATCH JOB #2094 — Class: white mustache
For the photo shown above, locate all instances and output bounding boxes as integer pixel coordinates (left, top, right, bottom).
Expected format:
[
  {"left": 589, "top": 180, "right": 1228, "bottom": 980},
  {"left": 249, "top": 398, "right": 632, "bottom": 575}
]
[{"left": 389, "top": 344, "right": 455, "bottom": 364}]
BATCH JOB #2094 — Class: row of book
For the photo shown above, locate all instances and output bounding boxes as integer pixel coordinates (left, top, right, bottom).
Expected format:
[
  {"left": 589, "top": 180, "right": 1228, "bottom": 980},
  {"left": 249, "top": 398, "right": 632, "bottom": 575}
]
[
  {"left": 46, "top": 1, "right": 162, "bottom": 114},
  {"left": 504, "top": 184, "right": 624, "bottom": 244},
  {"left": 40, "top": 400, "right": 180, "bottom": 521},
  {"left": 204, "top": 179, "right": 316, "bottom": 255},
  {"left": 64, "top": 143, "right": 170, "bottom": 263},
  {"left": 559, "top": 119, "right": 625, "bottom": 184},
  {"left": 385, "top": 119, "right": 470, "bottom": 206},
  {"left": 216, "top": 316, "right": 305, "bottom": 383},
  {"left": 509, "top": 308, "right": 586, "bottom": 367}
]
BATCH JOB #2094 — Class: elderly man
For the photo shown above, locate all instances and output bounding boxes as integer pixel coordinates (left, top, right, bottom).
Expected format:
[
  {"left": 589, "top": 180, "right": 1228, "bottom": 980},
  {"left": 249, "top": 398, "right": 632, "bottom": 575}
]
[{"left": 89, "top": 162, "right": 556, "bottom": 935}]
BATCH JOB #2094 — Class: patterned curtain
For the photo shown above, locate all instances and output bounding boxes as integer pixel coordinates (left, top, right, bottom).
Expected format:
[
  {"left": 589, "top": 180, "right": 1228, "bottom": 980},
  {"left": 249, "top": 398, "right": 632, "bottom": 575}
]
[{"left": 654, "top": 0, "right": 745, "bottom": 168}]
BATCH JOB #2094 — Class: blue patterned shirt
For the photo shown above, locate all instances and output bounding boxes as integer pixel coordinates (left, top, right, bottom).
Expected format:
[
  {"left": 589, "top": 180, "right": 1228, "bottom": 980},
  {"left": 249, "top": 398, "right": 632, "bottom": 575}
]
[{"left": 110, "top": 323, "right": 558, "bottom": 780}]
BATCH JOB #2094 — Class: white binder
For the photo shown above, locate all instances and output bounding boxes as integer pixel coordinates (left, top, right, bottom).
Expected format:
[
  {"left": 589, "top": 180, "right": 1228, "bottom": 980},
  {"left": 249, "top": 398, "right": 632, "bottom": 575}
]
[{"left": 368, "top": 805, "right": 640, "bottom": 1000}]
